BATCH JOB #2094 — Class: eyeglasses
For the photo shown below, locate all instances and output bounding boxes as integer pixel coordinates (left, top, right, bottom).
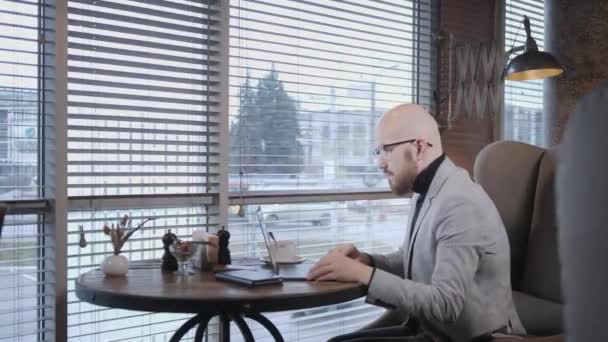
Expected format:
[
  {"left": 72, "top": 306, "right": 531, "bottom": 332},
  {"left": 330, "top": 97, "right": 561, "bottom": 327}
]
[{"left": 373, "top": 139, "right": 433, "bottom": 156}]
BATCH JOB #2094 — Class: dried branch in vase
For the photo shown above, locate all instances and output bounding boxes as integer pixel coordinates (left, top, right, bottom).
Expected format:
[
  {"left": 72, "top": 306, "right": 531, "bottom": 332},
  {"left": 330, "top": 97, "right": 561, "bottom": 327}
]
[{"left": 102, "top": 215, "right": 156, "bottom": 255}]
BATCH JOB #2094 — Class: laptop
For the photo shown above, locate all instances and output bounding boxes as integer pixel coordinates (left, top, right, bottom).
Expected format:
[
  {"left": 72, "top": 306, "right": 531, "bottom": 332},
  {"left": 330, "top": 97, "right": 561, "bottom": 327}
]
[{"left": 255, "top": 206, "right": 314, "bottom": 281}]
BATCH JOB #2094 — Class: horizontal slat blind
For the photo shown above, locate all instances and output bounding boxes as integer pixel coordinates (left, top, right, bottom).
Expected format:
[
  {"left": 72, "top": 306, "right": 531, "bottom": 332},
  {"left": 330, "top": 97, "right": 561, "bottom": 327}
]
[
  {"left": 1, "top": 1, "right": 56, "bottom": 341},
  {"left": 67, "top": 205, "right": 218, "bottom": 341},
  {"left": 0, "top": 0, "right": 56, "bottom": 200},
  {"left": 229, "top": 0, "right": 434, "bottom": 191},
  {"left": 227, "top": 1, "right": 432, "bottom": 339},
  {"left": 227, "top": 199, "right": 411, "bottom": 340},
  {"left": 504, "top": 0, "right": 545, "bottom": 146},
  {"left": 66, "top": 0, "right": 224, "bottom": 341},
  {"left": 0, "top": 214, "right": 55, "bottom": 342},
  {"left": 66, "top": 0, "right": 222, "bottom": 196}
]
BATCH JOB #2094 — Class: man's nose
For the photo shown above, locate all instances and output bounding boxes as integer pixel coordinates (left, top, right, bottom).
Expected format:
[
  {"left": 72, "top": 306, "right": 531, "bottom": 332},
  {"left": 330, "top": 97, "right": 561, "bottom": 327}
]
[{"left": 376, "top": 155, "right": 387, "bottom": 170}]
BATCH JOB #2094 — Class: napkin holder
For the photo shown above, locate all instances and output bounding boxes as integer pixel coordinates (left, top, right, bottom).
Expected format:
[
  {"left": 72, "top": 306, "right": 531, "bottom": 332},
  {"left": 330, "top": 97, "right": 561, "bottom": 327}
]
[{"left": 191, "top": 230, "right": 219, "bottom": 271}]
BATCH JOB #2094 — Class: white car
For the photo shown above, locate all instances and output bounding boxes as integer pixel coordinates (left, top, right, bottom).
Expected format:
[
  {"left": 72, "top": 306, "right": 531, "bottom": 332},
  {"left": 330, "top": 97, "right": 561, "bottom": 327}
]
[{"left": 262, "top": 203, "right": 340, "bottom": 226}]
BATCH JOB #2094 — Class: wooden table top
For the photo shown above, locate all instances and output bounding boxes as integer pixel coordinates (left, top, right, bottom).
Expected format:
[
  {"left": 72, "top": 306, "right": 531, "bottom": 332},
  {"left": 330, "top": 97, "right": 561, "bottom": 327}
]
[{"left": 75, "top": 269, "right": 366, "bottom": 314}]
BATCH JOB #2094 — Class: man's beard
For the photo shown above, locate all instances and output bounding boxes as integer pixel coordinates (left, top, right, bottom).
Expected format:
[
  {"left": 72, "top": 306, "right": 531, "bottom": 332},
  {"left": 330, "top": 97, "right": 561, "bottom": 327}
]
[{"left": 388, "top": 150, "right": 417, "bottom": 196}]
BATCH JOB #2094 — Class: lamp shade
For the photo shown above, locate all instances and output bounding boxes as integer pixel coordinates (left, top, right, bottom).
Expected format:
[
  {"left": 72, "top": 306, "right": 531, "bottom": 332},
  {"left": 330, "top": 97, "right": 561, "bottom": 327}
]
[{"left": 504, "top": 50, "right": 563, "bottom": 81}]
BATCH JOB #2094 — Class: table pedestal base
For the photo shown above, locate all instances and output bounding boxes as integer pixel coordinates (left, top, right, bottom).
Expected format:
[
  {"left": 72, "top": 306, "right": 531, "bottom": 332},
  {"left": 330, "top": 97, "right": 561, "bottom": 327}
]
[{"left": 170, "top": 311, "right": 285, "bottom": 342}]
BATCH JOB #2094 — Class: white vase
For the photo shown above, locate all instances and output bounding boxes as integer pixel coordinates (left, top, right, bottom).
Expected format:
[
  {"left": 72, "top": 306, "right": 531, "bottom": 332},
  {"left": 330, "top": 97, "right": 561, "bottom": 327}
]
[{"left": 101, "top": 254, "right": 129, "bottom": 276}]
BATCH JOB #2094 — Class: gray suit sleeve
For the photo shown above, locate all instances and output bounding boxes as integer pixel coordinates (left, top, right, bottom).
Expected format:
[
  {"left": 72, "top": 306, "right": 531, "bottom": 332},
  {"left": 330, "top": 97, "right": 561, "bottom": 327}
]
[
  {"left": 365, "top": 200, "right": 482, "bottom": 323},
  {"left": 367, "top": 247, "right": 405, "bottom": 278}
]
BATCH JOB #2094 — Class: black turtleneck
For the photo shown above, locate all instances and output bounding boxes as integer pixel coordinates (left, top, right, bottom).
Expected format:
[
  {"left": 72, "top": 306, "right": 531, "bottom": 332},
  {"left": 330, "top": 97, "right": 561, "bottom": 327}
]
[
  {"left": 410, "top": 153, "right": 446, "bottom": 230},
  {"left": 412, "top": 153, "right": 446, "bottom": 197}
]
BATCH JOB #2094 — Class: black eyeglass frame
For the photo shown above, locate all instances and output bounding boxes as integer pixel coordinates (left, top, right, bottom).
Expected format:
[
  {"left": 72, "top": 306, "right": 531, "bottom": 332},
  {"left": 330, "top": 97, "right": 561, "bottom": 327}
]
[{"left": 373, "top": 139, "right": 433, "bottom": 156}]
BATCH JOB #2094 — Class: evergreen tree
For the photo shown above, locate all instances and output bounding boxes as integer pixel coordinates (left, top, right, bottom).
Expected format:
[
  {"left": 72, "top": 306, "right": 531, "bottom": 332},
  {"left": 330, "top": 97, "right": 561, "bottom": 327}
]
[
  {"left": 230, "top": 67, "right": 303, "bottom": 175},
  {"left": 230, "top": 71, "right": 262, "bottom": 173},
  {"left": 255, "top": 66, "right": 303, "bottom": 175}
]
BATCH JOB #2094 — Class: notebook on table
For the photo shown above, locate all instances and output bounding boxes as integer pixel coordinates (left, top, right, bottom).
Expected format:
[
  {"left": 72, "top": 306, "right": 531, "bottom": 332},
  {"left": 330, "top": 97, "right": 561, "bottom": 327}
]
[
  {"left": 215, "top": 269, "right": 283, "bottom": 287},
  {"left": 255, "top": 262, "right": 314, "bottom": 281}
]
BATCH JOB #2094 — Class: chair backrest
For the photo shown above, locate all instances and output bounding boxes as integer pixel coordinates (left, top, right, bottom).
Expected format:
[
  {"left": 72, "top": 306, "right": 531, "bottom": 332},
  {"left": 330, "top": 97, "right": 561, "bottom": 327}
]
[
  {"left": 521, "top": 148, "right": 561, "bottom": 303},
  {"left": 474, "top": 140, "right": 546, "bottom": 289},
  {"left": 474, "top": 141, "right": 563, "bottom": 336}
]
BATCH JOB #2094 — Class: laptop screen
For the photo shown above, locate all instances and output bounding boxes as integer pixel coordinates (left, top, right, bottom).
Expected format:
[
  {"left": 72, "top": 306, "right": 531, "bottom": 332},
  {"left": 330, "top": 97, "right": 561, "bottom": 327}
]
[{"left": 255, "top": 206, "right": 279, "bottom": 274}]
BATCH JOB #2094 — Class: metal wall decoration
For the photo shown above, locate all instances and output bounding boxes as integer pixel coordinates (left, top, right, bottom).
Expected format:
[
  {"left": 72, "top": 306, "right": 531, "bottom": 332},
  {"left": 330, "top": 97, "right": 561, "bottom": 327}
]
[{"left": 453, "top": 41, "right": 505, "bottom": 121}]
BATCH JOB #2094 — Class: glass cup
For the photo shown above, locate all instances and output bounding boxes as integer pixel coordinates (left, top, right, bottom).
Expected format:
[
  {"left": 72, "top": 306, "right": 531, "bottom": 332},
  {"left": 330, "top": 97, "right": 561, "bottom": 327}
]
[{"left": 171, "top": 241, "right": 195, "bottom": 275}]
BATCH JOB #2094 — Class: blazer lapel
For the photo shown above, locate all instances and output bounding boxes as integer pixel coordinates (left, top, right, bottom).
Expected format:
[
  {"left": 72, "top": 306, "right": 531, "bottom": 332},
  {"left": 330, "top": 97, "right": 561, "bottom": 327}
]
[
  {"left": 403, "top": 193, "right": 419, "bottom": 249},
  {"left": 405, "top": 158, "right": 456, "bottom": 278},
  {"left": 406, "top": 197, "right": 432, "bottom": 272}
]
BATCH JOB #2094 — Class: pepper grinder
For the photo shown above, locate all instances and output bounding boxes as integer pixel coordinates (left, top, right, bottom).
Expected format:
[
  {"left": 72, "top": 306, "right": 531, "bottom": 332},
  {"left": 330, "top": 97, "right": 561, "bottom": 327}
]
[
  {"left": 216, "top": 226, "right": 231, "bottom": 265},
  {"left": 161, "top": 229, "right": 178, "bottom": 272}
]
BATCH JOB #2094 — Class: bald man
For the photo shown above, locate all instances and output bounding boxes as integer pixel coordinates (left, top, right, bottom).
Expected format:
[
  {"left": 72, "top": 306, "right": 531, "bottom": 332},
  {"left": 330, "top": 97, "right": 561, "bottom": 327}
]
[{"left": 308, "top": 104, "right": 525, "bottom": 342}]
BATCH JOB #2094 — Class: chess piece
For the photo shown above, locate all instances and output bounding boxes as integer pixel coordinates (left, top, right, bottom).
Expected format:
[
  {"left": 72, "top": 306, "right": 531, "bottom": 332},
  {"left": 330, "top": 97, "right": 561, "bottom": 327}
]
[
  {"left": 161, "top": 230, "right": 178, "bottom": 272},
  {"left": 78, "top": 225, "right": 88, "bottom": 248},
  {"left": 216, "top": 226, "right": 231, "bottom": 265}
]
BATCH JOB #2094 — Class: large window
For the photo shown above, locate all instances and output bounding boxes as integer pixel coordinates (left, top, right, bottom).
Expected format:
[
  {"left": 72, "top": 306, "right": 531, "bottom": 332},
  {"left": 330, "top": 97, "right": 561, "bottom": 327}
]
[
  {"left": 504, "top": 0, "right": 545, "bottom": 146},
  {"left": 4, "top": 1, "right": 435, "bottom": 341},
  {"left": 228, "top": 0, "right": 433, "bottom": 340},
  {"left": 0, "top": 0, "right": 57, "bottom": 341},
  {"left": 65, "top": 0, "right": 221, "bottom": 340}
]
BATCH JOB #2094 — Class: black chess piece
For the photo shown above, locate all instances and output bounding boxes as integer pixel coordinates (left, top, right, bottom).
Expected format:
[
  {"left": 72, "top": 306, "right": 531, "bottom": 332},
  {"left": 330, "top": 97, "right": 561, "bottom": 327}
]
[
  {"left": 78, "top": 225, "right": 87, "bottom": 248},
  {"left": 161, "top": 229, "right": 178, "bottom": 272},
  {"left": 216, "top": 226, "right": 231, "bottom": 265}
]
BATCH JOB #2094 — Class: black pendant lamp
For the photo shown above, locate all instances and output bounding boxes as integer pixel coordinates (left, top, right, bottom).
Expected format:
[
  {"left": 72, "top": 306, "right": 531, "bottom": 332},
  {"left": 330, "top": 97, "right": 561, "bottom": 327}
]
[{"left": 504, "top": 16, "right": 563, "bottom": 81}]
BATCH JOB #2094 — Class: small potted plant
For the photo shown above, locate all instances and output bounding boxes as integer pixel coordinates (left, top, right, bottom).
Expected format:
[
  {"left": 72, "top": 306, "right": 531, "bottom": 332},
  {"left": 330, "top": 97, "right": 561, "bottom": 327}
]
[{"left": 101, "top": 215, "right": 155, "bottom": 276}]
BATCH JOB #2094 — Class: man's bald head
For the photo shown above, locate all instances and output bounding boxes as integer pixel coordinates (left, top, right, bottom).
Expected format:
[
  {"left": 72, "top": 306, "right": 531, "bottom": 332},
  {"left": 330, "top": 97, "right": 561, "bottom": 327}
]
[
  {"left": 373, "top": 104, "right": 443, "bottom": 195},
  {"left": 376, "top": 104, "right": 442, "bottom": 152},
  {"left": 376, "top": 104, "right": 443, "bottom": 169},
  {"left": 373, "top": 104, "right": 443, "bottom": 194}
]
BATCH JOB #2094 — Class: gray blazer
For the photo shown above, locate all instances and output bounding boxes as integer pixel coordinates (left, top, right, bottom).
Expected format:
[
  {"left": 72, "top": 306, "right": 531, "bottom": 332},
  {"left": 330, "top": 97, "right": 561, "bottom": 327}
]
[{"left": 366, "top": 158, "right": 525, "bottom": 342}]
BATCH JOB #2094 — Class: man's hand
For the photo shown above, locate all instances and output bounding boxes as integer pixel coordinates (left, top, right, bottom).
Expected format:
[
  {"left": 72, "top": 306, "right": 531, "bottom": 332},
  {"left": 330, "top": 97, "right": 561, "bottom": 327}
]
[
  {"left": 332, "top": 243, "right": 360, "bottom": 258},
  {"left": 329, "top": 243, "right": 371, "bottom": 265},
  {"left": 307, "top": 250, "right": 373, "bottom": 284}
]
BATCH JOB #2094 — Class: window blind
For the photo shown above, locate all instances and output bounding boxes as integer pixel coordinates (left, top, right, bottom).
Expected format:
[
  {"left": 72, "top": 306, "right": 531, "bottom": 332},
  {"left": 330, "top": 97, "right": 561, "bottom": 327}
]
[
  {"left": 0, "top": 214, "right": 54, "bottom": 342},
  {"left": 229, "top": 0, "right": 435, "bottom": 192},
  {"left": 0, "top": 0, "right": 56, "bottom": 341},
  {"left": 66, "top": 0, "right": 223, "bottom": 341},
  {"left": 0, "top": 0, "right": 55, "bottom": 200},
  {"left": 227, "top": 1, "right": 433, "bottom": 339},
  {"left": 504, "top": 0, "right": 545, "bottom": 146},
  {"left": 66, "top": 0, "right": 221, "bottom": 197}
]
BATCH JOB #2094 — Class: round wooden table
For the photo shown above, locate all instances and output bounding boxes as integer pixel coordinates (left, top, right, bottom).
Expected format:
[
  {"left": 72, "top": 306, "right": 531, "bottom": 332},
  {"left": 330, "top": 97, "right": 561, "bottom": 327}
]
[{"left": 75, "top": 269, "right": 366, "bottom": 342}]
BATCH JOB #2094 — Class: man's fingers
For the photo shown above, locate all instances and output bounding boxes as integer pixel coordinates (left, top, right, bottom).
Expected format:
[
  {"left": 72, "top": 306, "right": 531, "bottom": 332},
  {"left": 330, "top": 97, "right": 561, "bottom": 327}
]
[
  {"left": 308, "top": 254, "right": 332, "bottom": 275},
  {"left": 307, "top": 264, "right": 333, "bottom": 280},
  {"left": 307, "top": 261, "right": 322, "bottom": 275},
  {"left": 332, "top": 244, "right": 353, "bottom": 256},
  {"left": 331, "top": 246, "right": 344, "bottom": 253},
  {"left": 317, "top": 252, "right": 336, "bottom": 266},
  {"left": 316, "top": 272, "right": 337, "bottom": 282},
  {"left": 307, "top": 265, "right": 332, "bottom": 280}
]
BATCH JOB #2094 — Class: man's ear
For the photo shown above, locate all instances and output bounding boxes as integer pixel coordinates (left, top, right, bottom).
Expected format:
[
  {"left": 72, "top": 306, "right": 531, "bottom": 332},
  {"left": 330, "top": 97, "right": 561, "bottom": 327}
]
[{"left": 416, "top": 140, "right": 424, "bottom": 159}]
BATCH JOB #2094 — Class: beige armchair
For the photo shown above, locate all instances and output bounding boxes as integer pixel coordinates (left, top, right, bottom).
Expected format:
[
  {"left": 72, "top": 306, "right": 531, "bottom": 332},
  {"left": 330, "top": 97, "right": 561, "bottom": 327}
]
[{"left": 474, "top": 141, "right": 563, "bottom": 341}]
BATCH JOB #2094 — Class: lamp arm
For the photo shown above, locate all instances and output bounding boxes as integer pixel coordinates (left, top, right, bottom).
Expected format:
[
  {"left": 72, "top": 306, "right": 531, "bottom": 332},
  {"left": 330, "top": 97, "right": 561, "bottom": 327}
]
[
  {"left": 502, "top": 45, "right": 526, "bottom": 80},
  {"left": 505, "top": 45, "right": 525, "bottom": 59}
]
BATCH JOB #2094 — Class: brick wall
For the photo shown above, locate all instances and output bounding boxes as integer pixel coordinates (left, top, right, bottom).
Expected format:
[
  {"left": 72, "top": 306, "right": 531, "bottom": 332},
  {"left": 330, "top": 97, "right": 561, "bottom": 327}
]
[{"left": 437, "top": 0, "right": 498, "bottom": 173}]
